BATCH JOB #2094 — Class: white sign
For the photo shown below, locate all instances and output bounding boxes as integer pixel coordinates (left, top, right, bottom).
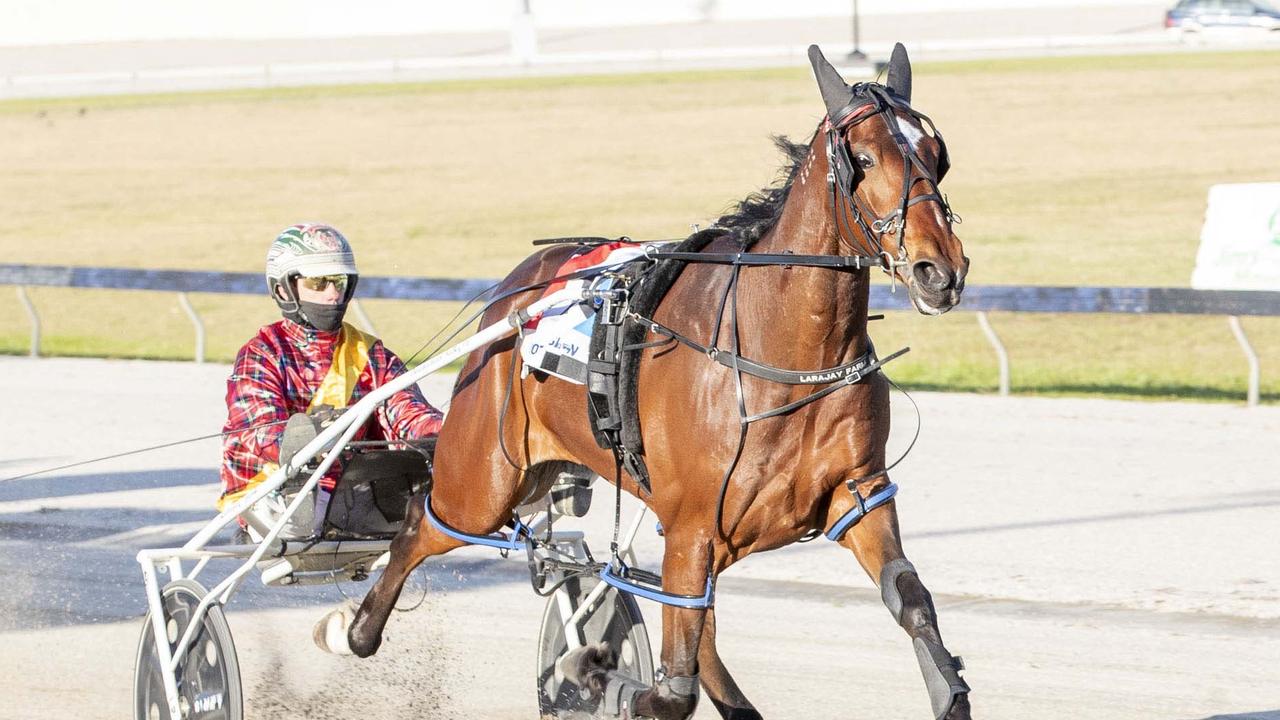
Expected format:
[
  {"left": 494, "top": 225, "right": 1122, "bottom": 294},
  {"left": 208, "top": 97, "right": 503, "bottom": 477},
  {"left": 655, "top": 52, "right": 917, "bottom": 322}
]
[{"left": 1191, "top": 183, "right": 1280, "bottom": 291}]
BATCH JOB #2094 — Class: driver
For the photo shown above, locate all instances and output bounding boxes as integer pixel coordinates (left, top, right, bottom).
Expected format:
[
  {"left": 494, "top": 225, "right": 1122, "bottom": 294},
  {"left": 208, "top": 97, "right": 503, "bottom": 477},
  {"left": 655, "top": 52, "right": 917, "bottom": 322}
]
[{"left": 218, "top": 223, "right": 443, "bottom": 524}]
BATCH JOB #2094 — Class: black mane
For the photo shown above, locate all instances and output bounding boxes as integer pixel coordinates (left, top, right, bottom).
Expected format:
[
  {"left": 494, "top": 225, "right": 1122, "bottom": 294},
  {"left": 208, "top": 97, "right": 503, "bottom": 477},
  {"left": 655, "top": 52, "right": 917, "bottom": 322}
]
[{"left": 713, "top": 133, "right": 814, "bottom": 247}]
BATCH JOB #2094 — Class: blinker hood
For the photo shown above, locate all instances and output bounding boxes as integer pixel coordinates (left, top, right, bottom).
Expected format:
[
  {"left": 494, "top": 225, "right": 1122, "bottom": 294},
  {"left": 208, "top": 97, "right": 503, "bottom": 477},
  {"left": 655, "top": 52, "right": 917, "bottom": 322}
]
[{"left": 807, "top": 43, "right": 915, "bottom": 123}]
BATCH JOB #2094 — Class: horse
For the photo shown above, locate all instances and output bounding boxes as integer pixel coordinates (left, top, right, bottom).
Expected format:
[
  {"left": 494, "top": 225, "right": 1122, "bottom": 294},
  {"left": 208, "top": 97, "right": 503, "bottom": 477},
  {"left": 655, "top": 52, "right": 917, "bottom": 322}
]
[{"left": 322, "top": 43, "right": 971, "bottom": 720}]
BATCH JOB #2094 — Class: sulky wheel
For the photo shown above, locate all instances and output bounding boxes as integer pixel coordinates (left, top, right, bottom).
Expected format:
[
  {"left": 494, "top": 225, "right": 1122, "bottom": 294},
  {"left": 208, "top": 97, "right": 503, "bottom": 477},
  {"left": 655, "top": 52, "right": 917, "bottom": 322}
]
[
  {"left": 133, "top": 579, "right": 242, "bottom": 720},
  {"left": 536, "top": 574, "right": 654, "bottom": 719}
]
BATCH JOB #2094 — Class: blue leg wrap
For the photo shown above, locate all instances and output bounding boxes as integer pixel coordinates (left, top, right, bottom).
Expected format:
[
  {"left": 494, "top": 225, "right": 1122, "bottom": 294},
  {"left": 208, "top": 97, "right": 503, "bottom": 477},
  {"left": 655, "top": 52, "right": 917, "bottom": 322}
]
[
  {"left": 824, "top": 482, "right": 898, "bottom": 541},
  {"left": 423, "top": 494, "right": 530, "bottom": 552}
]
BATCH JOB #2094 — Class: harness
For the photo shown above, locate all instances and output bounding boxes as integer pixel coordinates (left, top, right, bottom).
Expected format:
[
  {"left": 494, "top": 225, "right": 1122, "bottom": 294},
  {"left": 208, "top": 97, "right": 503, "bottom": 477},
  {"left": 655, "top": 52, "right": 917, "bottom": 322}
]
[{"left": 428, "top": 82, "right": 955, "bottom": 609}]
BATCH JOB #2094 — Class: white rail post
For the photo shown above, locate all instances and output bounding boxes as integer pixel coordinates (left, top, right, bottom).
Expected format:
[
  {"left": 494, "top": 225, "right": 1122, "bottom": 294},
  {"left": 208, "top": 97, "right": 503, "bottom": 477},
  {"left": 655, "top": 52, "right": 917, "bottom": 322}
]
[
  {"left": 16, "top": 286, "right": 40, "bottom": 358},
  {"left": 1227, "top": 315, "right": 1260, "bottom": 407},
  {"left": 177, "top": 292, "right": 206, "bottom": 363},
  {"left": 976, "top": 311, "right": 1010, "bottom": 396},
  {"left": 350, "top": 298, "right": 379, "bottom": 336}
]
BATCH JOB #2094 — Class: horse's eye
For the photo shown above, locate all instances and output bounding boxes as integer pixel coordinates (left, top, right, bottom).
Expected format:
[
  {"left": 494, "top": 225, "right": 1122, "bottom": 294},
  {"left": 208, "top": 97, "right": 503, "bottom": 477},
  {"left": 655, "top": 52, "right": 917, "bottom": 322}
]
[{"left": 855, "top": 153, "right": 875, "bottom": 170}]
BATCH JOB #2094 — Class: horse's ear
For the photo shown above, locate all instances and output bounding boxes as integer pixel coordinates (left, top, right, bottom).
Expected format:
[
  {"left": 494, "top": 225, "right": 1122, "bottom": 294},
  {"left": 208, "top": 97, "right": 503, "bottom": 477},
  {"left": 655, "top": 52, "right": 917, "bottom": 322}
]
[
  {"left": 886, "top": 42, "right": 913, "bottom": 104},
  {"left": 807, "top": 44, "right": 852, "bottom": 119}
]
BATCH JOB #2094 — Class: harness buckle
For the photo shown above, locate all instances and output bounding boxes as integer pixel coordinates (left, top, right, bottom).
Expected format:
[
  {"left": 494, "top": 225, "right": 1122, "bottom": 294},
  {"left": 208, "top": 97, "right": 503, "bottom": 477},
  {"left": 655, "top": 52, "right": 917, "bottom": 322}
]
[{"left": 871, "top": 211, "right": 902, "bottom": 235}]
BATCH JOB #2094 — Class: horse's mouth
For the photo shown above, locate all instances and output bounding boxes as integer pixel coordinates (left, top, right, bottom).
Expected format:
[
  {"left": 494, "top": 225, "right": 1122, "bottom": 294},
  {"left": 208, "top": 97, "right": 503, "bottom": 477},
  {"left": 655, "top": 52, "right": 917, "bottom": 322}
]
[
  {"left": 908, "top": 284, "right": 963, "bottom": 316},
  {"left": 905, "top": 256, "right": 967, "bottom": 316}
]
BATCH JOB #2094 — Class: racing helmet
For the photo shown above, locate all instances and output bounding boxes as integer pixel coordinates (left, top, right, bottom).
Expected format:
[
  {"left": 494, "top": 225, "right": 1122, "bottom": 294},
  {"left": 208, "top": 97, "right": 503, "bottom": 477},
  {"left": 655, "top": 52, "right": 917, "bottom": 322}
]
[{"left": 265, "top": 223, "right": 360, "bottom": 329}]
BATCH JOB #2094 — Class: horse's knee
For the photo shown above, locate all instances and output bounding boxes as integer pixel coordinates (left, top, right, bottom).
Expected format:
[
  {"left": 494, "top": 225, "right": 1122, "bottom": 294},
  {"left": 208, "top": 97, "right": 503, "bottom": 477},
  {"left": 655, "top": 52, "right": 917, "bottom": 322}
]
[
  {"left": 632, "top": 673, "right": 700, "bottom": 720},
  {"left": 880, "top": 559, "right": 970, "bottom": 720}
]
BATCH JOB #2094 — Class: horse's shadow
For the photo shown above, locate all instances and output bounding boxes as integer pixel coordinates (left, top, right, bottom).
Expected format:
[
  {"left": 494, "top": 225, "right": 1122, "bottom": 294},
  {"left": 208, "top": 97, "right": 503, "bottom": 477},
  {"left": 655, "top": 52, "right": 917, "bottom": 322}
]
[
  {"left": 0, "top": 467, "right": 528, "bottom": 631},
  {"left": 1201, "top": 712, "right": 1280, "bottom": 720}
]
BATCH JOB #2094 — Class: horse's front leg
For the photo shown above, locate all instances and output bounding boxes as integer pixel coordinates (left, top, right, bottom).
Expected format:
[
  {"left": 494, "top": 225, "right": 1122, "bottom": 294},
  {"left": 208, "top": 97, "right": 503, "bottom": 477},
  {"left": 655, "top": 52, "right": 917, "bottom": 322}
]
[
  {"left": 828, "top": 482, "right": 972, "bottom": 720},
  {"left": 697, "top": 606, "right": 762, "bottom": 720}
]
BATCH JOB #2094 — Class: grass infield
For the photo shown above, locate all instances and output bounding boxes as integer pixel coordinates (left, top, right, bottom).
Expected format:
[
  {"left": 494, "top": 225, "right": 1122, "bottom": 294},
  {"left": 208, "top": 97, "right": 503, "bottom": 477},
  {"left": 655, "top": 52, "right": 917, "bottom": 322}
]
[{"left": 2, "top": 50, "right": 1278, "bottom": 402}]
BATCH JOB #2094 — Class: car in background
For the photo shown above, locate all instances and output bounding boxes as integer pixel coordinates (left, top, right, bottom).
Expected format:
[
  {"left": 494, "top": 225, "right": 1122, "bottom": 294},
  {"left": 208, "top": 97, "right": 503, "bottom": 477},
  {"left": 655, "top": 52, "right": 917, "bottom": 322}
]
[{"left": 1165, "top": 0, "right": 1280, "bottom": 34}]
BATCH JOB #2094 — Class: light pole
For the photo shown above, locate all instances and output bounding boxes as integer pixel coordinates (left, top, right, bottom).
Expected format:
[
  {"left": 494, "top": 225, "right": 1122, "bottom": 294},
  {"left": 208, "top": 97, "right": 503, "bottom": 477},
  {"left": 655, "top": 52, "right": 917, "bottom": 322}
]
[
  {"left": 511, "top": 0, "right": 537, "bottom": 65},
  {"left": 847, "top": 0, "right": 866, "bottom": 61}
]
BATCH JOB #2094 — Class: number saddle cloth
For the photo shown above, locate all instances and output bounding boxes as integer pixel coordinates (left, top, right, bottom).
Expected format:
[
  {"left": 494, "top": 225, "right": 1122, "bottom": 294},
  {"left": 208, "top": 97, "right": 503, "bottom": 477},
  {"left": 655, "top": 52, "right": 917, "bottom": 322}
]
[{"left": 519, "top": 229, "right": 730, "bottom": 493}]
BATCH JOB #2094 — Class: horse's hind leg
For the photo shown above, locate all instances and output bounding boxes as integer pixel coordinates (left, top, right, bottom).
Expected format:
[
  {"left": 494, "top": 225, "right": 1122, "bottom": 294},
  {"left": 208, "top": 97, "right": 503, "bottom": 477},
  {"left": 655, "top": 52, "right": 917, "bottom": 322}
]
[
  {"left": 829, "top": 486, "right": 972, "bottom": 720},
  {"left": 563, "top": 537, "right": 711, "bottom": 720},
  {"left": 313, "top": 489, "right": 465, "bottom": 657},
  {"left": 697, "top": 607, "right": 762, "bottom": 720}
]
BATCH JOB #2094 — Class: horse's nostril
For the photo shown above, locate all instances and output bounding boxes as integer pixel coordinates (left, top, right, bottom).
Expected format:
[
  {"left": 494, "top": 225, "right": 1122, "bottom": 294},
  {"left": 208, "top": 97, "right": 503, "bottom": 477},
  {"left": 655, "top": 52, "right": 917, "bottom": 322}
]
[{"left": 911, "top": 261, "right": 953, "bottom": 292}]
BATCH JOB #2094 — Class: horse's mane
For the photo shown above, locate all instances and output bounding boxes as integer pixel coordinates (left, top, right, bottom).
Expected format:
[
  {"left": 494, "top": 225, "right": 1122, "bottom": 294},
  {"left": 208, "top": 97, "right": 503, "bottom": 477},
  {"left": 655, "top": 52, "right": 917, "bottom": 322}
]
[{"left": 713, "top": 132, "right": 815, "bottom": 247}]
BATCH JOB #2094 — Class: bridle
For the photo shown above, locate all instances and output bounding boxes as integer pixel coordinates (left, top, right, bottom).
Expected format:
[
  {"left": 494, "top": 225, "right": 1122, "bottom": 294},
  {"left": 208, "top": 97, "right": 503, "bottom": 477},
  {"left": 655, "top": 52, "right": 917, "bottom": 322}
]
[{"left": 824, "top": 83, "right": 959, "bottom": 285}]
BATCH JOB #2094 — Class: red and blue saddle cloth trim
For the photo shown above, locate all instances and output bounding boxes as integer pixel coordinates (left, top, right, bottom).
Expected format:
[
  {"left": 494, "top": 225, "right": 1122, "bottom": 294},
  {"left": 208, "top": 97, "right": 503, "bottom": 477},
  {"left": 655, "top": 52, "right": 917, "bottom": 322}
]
[
  {"left": 524, "top": 240, "right": 638, "bottom": 332},
  {"left": 424, "top": 493, "right": 715, "bottom": 609}
]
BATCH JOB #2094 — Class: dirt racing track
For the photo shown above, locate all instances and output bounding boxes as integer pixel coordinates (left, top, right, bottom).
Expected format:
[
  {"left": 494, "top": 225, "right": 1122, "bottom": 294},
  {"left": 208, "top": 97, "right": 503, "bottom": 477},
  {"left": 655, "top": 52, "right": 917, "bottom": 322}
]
[{"left": 0, "top": 356, "right": 1277, "bottom": 720}]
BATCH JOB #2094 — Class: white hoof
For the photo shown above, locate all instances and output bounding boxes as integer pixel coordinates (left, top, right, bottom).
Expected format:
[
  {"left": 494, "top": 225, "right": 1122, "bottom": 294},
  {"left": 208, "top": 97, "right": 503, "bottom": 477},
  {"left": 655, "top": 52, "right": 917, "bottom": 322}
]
[{"left": 312, "top": 603, "right": 356, "bottom": 655}]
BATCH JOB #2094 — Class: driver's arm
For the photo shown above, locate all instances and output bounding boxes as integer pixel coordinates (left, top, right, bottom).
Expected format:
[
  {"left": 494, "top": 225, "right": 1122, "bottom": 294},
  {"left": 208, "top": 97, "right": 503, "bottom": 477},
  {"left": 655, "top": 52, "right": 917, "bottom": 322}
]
[
  {"left": 370, "top": 344, "right": 444, "bottom": 442},
  {"left": 219, "top": 344, "right": 290, "bottom": 506}
]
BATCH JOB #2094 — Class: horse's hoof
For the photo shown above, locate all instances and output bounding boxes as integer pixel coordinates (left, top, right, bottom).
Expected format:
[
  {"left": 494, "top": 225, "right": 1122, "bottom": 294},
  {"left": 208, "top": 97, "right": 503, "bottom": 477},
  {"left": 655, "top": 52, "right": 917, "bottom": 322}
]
[
  {"left": 312, "top": 603, "right": 356, "bottom": 656},
  {"left": 558, "top": 642, "right": 616, "bottom": 697},
  {"left": 943, "top": 691, "right": 972, "bottom": 720}
]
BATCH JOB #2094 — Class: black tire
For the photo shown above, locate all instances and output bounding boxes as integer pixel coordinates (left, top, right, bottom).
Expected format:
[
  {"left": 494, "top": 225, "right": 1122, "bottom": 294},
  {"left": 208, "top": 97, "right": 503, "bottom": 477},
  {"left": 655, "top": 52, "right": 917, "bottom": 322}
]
[
  {"left": 133, "top": 579, "right": 243, "bottom": 720},
  {"left": 535, "top": 575, "right": 654, "bottom": 719}
]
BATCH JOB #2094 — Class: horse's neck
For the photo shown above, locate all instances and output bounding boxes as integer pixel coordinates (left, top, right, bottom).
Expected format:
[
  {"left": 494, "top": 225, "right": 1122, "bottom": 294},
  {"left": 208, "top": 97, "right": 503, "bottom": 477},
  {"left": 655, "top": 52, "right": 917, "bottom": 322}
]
[{"left": 744, "top": 132, "right": 871, "bottom": 364}]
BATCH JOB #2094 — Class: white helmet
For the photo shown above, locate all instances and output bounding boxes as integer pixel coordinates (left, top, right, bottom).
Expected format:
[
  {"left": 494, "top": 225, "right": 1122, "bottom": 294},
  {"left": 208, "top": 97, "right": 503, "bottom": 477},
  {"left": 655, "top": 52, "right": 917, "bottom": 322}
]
[{"left": 265, "top": 223, "right": 360, "bottom": 329}]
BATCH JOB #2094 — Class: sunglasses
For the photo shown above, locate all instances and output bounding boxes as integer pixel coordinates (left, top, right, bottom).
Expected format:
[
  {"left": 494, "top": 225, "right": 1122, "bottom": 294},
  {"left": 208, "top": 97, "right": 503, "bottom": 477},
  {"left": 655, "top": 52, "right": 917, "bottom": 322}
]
[{"left": 297, "top": 274, "right": 349, "bottom": 292}]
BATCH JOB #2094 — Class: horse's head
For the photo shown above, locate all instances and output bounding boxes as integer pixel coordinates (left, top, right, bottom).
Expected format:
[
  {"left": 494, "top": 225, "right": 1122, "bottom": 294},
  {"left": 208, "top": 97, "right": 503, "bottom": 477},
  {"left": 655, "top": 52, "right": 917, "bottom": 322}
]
[{"left": 808, "top": 44, "right": 968, "bottom": 315}]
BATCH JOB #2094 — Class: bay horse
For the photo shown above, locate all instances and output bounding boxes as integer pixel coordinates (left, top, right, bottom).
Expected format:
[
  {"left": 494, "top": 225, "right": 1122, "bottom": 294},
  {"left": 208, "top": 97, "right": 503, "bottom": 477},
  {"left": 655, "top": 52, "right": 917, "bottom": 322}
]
[{"left": 323, "top": 44, "right": 971, "bottom": 719}]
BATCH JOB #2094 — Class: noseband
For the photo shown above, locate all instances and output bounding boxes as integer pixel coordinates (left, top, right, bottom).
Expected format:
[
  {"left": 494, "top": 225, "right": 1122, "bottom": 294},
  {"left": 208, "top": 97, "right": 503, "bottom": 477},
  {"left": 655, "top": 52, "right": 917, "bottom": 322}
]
[{"left": 824, "top": 84, "right": 959, "bottom": 281}]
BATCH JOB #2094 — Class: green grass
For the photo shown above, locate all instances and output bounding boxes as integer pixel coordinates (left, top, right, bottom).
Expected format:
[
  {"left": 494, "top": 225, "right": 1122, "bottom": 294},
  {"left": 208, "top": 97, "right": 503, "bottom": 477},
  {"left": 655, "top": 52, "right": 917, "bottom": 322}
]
[{"left": 2, "top": 49, "right": 1278, "bottom": 403}]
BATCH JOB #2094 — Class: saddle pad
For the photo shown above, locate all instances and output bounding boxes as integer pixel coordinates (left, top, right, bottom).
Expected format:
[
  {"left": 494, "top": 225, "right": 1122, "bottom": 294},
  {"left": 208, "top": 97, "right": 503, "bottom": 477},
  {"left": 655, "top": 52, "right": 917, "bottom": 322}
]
[{"left": 521, "top": 242, "right": 647, "bottom": 384}]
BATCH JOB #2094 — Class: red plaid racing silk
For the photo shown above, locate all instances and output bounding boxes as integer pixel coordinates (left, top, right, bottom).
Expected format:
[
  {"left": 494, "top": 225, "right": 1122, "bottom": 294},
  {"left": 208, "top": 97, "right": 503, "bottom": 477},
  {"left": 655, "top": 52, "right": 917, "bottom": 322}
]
[{"left": 219, "top": 319, "right": 442, "bottom": 509}]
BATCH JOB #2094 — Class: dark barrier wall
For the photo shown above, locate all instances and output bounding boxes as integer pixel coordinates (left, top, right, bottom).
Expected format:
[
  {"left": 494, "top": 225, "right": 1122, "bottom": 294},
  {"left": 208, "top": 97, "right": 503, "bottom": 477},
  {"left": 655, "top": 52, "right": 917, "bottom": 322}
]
[{"left": 2, "top": 263, "right": 1278, "bottom": 316}]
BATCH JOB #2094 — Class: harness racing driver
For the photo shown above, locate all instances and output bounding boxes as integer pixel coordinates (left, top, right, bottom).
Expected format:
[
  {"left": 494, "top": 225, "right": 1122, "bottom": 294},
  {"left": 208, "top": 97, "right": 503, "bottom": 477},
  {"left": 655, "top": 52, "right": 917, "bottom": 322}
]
[{"left": 218, "top": 223, "right": 443, "bottom": 534}]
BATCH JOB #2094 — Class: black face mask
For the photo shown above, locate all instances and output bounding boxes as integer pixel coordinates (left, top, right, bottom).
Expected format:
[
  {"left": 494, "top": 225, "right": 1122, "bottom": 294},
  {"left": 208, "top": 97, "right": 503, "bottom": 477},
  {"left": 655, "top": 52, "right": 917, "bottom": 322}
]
[{"left": 298, "top": 301, "right": 348, "bottom": 333}]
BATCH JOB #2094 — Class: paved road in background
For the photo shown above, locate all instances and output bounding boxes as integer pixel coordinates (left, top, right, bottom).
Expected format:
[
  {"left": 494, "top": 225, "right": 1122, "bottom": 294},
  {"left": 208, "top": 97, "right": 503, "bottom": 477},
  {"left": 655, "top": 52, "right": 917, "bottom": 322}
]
[
  {"left": 1, "top": 357, "right": 1277, "bottom": 719},
  {"left": 12, "top": 3, "right": 1269, "bottom": 99}
]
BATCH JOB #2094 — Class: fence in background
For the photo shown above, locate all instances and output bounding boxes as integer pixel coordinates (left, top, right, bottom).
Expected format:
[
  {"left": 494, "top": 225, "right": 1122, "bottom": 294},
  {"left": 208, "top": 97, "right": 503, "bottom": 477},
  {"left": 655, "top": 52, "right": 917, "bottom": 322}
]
[{"left": 3, "top": 263, "right": 1276, "bottom": 405}]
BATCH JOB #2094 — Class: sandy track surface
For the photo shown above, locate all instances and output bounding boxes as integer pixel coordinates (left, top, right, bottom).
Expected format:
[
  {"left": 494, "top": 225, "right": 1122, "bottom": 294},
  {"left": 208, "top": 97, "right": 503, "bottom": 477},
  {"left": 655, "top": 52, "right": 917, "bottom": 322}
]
[{"left": 1, "top": 357, "right": 1277, "bottom": 719}]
